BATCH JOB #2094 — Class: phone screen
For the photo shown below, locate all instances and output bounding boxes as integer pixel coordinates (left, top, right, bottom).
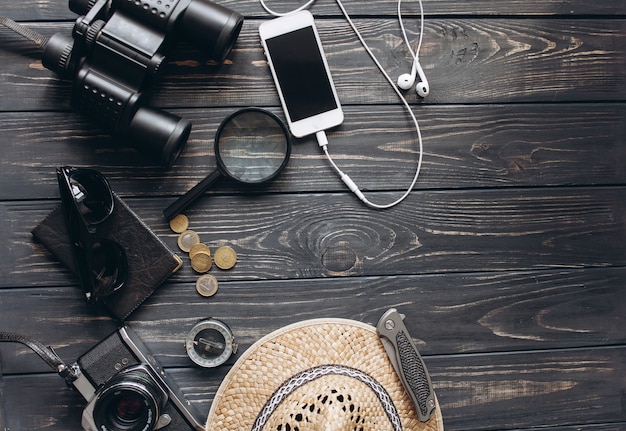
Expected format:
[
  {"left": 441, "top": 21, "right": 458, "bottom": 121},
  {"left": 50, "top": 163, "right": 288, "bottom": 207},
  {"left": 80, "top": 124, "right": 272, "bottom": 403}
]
[{"left": 265, "top": 26, "right": 338, "bottom": 122}]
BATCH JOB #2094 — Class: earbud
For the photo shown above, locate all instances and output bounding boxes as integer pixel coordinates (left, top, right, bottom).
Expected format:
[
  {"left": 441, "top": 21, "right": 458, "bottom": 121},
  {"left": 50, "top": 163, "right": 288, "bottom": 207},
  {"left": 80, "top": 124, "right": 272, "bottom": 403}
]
[
  {"left": 397, "top": 57, "right": 429, "bottom": 97},
  {"left": 413, "top": 61, "right": 429, "bottom": 97},
  {"left": 397, "top": 69, "right": 416, "bottom": 90}
]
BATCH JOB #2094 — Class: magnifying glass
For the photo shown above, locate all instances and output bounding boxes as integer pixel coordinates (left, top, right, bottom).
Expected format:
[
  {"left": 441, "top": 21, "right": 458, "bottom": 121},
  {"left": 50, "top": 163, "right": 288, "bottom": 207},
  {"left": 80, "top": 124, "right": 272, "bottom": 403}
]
[{"left": 163, "top": 108, "right": 291, "bottom": 220}]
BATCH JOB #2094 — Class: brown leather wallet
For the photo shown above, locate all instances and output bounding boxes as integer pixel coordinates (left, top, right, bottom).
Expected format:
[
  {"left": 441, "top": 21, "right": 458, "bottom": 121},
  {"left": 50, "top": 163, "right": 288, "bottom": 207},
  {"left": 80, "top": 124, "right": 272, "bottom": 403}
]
[{"left": 32, "top": 193, "right": 182, "bottom": 321}]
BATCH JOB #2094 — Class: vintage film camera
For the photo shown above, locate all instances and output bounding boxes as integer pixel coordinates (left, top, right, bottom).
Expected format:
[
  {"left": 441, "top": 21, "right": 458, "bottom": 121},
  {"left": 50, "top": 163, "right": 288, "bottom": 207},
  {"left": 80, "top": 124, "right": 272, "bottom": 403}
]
[
  {"left": 41, "top": 0, "right": 243, "bottom": 168},
  {"left": 69, "top": 326, "right": 204, "bottom": 431}
]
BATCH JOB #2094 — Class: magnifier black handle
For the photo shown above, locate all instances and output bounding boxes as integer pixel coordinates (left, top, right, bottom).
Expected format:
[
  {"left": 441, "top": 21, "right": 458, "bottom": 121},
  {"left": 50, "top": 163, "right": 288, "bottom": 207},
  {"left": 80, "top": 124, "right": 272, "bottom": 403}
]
[{"left": 163, "top": 170, "right": 222, "bottom": 220}]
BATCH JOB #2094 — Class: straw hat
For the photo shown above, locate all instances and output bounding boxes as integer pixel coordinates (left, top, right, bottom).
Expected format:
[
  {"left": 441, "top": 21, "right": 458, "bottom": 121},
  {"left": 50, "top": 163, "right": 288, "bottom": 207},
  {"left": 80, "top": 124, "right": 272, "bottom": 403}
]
[{"left": 206, "top": 318, "right": 444, "bottom": 431}]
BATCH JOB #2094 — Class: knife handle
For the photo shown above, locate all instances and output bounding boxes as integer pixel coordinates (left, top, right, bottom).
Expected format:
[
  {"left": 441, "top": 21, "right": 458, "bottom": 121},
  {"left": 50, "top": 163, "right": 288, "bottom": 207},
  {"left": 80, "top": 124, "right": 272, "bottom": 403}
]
[{"left": 378, "top": 309, "right": 436, "bottom": 422}]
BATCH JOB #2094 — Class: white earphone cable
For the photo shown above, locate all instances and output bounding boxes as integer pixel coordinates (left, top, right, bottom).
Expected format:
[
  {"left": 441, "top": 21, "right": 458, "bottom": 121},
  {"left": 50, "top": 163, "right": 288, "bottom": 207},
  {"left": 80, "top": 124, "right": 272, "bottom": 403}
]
[
  {"left": 398, "top": 0, "right": 424, "bottom": 67},
  {"left": 260, "top": 0, "right": 425, "bottom": 209},
  {"left": 259, "top": 0, "right": 316, "bottom": 16}
]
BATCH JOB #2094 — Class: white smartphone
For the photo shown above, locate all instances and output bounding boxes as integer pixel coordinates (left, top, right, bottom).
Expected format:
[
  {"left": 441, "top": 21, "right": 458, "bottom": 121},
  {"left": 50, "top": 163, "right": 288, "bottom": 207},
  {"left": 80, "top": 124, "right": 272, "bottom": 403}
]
[{"left": 259, "top": 10, "right": 344, "bottom": 138}]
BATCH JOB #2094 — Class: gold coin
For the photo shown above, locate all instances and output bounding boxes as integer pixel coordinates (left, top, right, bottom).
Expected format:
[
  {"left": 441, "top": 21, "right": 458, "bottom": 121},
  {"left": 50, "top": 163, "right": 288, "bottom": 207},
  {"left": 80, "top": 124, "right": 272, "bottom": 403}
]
[
  {"left": 177, "top": 230, "right": 200, "bottom": 253},
  {"left": 195, "top": 274, "right": 219, "bottom": 297},
  {"left": 189, "top": 243, "right": 211, "bottom": 259},
  {"left": 191, "top": 252, "right": 212, "bottom": 273},
  {"left": 169, "top": 214, "right": 189, "bottom": 233},
  {"left": 214, "top": 246, "right": 237, "bottom": 270}
]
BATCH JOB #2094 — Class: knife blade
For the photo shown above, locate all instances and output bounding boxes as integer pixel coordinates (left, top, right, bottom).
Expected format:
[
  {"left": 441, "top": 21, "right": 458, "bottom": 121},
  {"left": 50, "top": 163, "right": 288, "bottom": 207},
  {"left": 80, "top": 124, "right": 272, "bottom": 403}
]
[{"left": 377, "top": 308, "right": 436, "bottom": 422}]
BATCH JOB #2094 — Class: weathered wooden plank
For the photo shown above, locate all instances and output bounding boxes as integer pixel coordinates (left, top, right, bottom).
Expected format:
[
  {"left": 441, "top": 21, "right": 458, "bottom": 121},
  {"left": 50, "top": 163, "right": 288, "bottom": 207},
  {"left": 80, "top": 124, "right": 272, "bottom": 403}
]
[
  {"left": 1, "top": 18, "right": 625, "bottom": 110},
  {"left": 1, "top": 2, "right": 624, "bottom": 431},
  {"left": 433, "top": 347, "right": 626, "bottom": 430},
  {"left": 1, "top": 268, "right": 624, "bottom": 373},
  {"left": 1, "top": 187, "right": 624, "bottom": 288},
  {"left": 0, "top": 104, "right": 624, "bottom": 199},
  {"left": 2, "top": 0, "right": 625, "bottom": 20},
  {"left": 1, "top": 346, "right": 624, "bottom": 430}
]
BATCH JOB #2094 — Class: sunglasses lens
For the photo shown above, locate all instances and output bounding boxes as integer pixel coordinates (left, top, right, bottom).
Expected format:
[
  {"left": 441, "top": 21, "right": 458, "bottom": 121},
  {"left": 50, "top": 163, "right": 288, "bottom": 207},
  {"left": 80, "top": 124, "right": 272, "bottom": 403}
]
[
  {"left": 58, "top": 167, "right": 129, "bottom": 302},
  {"left": 69, "top": 171, "right": 114, "bottom": 225},
  {"left": 90, "top": 239, "right": 127, "bottom": 298}
]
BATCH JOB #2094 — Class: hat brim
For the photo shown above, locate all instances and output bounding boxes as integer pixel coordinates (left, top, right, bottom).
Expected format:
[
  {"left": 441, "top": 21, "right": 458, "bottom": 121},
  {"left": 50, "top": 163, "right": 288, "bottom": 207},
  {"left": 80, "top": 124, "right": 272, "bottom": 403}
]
[{"left": 206, "top": 318, "right": 444, "bottom": 431}]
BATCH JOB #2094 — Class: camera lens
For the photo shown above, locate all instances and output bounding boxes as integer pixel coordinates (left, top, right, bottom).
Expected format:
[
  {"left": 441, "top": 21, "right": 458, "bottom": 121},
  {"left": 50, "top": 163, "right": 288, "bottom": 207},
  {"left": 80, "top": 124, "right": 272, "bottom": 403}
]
[
  {"left": 114, "top": 393, "right": 144, "bottom": 423},
  {"left": 93, "top": 366, "right": 167, "bottom": 431}
]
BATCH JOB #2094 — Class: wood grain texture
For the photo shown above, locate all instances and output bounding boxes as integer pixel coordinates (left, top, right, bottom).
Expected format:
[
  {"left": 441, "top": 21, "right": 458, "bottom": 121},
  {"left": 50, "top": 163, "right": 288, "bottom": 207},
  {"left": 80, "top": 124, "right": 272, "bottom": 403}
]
[
  {"left": 2, "top": 0, "right": 625, "bottom": 19},
  {"left": 0, "top": 104, "right": 624, "bottom": 199},
  {"left": 0, "top": 347, "right": 624, "bottom": 430},
  {"left": 2, "top": 265, "right": 626, "bottom": 428},
  {"left": 0, "top": 1, "right": 624, "bottom": 430},
  {"left": 1, "top": 18, "right": 625, "bottom": 110},
  {"left": 1, "top": 268, "right": 624, "bottom": 372},
  {"left": 1, "top": 187, "right": 624, "bottom": 288}
]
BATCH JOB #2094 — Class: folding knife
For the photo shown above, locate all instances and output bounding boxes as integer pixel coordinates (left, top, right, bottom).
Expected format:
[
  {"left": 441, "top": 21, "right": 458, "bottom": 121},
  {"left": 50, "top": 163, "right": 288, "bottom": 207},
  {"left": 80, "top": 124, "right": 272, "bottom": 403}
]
[{"left": 377, "top": 308, "right": 436, "bottom": 422}]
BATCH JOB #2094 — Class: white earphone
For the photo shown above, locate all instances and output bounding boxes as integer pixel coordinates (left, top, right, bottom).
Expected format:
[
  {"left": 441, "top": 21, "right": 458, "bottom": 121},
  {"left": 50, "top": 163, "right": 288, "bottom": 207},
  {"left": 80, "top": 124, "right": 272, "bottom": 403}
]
[
  {"left": 396, "top": 0, "right": 428, "bottom": 97},
  {"left": 396, "top": 59, "right": 429, "bottom": 97}
]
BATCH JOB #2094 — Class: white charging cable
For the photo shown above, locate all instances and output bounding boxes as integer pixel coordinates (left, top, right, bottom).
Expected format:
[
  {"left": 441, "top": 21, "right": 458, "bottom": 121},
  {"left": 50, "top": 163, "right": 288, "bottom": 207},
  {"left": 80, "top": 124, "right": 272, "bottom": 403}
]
[{"left": 259, "top": 0, "right": 425, "bottom": 209}]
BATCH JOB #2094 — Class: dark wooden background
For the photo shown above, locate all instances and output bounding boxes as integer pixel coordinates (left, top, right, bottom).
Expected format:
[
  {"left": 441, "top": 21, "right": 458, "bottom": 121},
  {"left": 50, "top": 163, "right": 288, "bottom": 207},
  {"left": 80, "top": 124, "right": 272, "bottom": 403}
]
[{"left": 1, "top": 0, "right": 625, "bottom": 430}]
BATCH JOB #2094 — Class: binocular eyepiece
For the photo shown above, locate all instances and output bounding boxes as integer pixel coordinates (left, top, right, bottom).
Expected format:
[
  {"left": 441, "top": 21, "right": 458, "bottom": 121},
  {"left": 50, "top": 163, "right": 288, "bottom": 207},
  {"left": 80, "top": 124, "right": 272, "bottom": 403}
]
[{"left": 41, "top": 0, "right": 243, "bottom": 168}]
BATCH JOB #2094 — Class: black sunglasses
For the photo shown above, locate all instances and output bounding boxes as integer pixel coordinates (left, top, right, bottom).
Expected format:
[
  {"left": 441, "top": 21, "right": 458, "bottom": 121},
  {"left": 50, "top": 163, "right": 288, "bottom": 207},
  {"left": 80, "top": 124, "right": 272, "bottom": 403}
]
[{"left": 56, "top": 167, "right": 128, "bottom": 303}]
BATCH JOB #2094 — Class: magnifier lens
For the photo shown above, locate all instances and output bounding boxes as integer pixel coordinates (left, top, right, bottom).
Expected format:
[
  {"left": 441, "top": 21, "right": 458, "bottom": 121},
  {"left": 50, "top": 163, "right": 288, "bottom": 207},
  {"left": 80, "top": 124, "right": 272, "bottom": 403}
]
[
  {"left": 217, "top": 110, "right": 290, "bottom": 183},
  {"left": 162, "top": 108, "right": 291, "bottom": 221}
]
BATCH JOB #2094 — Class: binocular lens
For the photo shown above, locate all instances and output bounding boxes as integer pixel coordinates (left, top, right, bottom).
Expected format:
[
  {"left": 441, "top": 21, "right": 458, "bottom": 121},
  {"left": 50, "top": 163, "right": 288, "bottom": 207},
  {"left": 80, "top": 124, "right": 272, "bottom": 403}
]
[
  {"left": 127, "top": 106, "right": 192, "bottom": 169},
  {"left": 181, "top": 0, "right": 244, "bottom": 61}
]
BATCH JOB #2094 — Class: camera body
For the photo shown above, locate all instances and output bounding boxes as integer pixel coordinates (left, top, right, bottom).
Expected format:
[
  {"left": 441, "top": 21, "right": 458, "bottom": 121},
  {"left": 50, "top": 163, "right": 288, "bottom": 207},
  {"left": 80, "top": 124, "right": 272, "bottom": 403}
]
[
  {"left": 41, "top": 0, "right": 243, "bottom": 168},
  {"left": 69, "top": 326, "right": 204, "bottom": 431}
]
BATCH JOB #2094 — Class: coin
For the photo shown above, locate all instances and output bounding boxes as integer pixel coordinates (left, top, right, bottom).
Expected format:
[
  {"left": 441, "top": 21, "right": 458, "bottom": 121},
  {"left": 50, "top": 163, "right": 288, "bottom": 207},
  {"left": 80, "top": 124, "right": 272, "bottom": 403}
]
[
  {"left": 191, "top": 252, "right": 212, "bottom": 273},
  {"left": 214, "top": 246, "right": 237, "bottom": 270},
  {"left": 169, "top": 214, "right": 189, "bottom": 233},
  {"left": 178, "top": 230, "right": 200, "bottom": 252},
  {"left": 195, "top": 274, "right": 219, "bottom": 297},
  {"left": 189, "top": 243, "right": 211, "bottom": 259}
]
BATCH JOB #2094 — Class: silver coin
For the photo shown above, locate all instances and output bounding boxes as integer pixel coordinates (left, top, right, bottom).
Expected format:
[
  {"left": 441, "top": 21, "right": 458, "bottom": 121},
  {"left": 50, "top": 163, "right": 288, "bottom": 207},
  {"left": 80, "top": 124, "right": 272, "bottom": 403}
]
[
  {"left": 178, "top": 230, "right": 200, "bottom": 252},
  {"left": 196, "top": 274, "right": 219, "bottom": 297}
]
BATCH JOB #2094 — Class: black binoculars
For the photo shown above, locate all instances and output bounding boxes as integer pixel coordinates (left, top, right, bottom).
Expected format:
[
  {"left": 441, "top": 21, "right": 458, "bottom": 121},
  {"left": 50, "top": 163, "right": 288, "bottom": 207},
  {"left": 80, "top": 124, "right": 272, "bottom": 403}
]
[{"left": 41, "top": 0, "right": 243, "bottom": 168}]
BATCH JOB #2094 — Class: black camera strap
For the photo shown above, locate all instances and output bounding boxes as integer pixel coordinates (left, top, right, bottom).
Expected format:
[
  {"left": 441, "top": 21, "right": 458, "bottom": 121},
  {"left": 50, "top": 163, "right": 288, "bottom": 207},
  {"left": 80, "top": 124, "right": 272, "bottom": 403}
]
[
  {"left": 0, "top": 15, "right": 48, "bottom": 48},
  {"left": 0, "top": 332, "right": 79, "bottom": 384}
]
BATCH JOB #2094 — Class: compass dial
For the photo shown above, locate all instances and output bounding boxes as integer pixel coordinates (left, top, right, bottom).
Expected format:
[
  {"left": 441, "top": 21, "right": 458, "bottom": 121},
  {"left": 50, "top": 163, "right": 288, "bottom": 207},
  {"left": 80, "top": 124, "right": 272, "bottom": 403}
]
[{"left": 185, "top": 319, "right": 236, "bottom": 368}]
